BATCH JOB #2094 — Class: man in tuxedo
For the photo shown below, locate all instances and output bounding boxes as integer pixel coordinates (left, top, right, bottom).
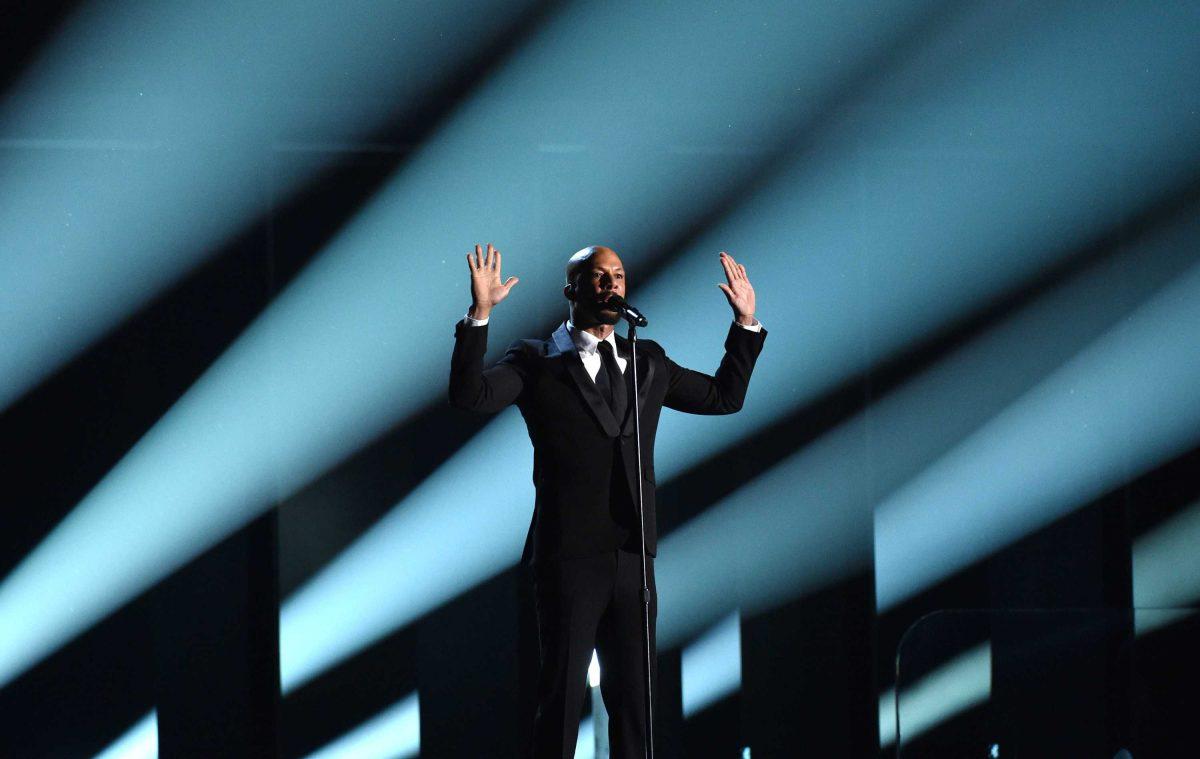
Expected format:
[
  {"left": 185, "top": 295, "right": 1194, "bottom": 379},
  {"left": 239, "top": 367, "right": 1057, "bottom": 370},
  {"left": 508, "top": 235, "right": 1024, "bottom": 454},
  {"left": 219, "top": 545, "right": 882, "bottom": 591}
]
[{"left": 449, "top": 243, "right": 765, "bottom": 758}]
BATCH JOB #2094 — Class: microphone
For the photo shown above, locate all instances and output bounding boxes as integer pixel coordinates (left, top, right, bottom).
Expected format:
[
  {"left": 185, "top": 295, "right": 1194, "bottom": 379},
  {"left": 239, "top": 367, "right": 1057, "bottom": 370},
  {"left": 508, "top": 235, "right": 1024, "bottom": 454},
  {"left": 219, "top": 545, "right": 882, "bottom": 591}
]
[{"left": 605, "top": 294, "right": 648, "bottom": 327}]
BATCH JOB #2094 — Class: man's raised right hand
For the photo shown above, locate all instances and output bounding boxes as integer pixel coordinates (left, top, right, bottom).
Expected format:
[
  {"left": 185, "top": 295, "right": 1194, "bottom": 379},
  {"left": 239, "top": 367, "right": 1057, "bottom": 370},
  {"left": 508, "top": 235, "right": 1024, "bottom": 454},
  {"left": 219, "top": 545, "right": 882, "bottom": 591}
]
[{"left": 467, "top": 243, "right": 519, "bottom": 320}]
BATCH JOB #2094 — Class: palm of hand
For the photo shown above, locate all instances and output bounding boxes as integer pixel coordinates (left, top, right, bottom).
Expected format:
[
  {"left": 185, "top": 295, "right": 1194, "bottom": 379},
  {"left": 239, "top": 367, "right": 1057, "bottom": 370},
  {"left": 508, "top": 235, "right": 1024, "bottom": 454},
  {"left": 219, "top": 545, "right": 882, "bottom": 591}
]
[
  {"left": 717, "top": 251, "right": 755, "bottom": 319},
  {"left": 472, "top": 266, "right": 508, "bottom": 304},
  {"left": 468, "top": 243, "right": 518, "bottom": 310}
]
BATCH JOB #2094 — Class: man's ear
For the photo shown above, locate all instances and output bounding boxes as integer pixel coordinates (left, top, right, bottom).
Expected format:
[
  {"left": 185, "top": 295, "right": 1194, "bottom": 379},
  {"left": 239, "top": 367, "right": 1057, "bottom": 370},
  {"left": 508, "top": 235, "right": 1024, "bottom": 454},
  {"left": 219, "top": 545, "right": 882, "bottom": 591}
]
[{"left": 563, "top": 282, "right": 576, "bottom": 301}]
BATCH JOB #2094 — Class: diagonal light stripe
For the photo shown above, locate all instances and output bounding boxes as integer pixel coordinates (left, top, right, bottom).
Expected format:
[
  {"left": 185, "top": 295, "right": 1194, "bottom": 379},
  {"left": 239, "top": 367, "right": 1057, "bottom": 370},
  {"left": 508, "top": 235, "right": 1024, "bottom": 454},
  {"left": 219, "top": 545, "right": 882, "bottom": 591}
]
[
  {"left": 303, "top": 693, "right": 419, "bottom": 759},
  {"left": 877, "top": 602, "right": 1200, "bottom": 749},
  {"left": 1, "top": 0, "right": 944, "bottom": 692},
  {"left": 92, "top": 710, "right": 156, "bottom": 759},
  {"left": 281, "top": 0, "right": 1200, "bottom": 687},
  {"left": 660, "top": 207, "right": 1200, "bottom": 643},
  {"left": 0, "top": 0, "right": 540, "bottom": 412},
  {"left": 282, "top": 193, "right": 1195, "bottom": 686},
  {"left": 575, "top": 718, "right": 595, "bottom": 759},
  {"left": 681, "top": 612, "right": 741, "bottom": 718},
  {"left": 636, "top": 0, "right": 1200, "bottom": 482},
  {"left": 875, "top": 257, "right": 1200, "bottom": 610},
  {"left": 880, "top": 555, "right": 1200, "bottom": 750},
  {"left": 280, "top": 413, "right": 532, "bottom": 689},
  {"left": 1133, "top": 499, "right": 1200, "bottom": 636},
  {"left": 1133, "top": 499, "right": 1200, "bottom": 610},
  {"left": 880, "top": 642, "right": 991, "bottom": 748}
]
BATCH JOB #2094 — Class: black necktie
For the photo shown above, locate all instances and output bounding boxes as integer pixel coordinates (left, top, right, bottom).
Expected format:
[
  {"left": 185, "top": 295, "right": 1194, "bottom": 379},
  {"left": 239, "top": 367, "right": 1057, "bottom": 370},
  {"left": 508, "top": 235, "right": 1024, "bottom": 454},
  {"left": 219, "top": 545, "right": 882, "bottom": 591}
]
[{"left": 596, "top": 341, "right": 628, "bottom": 424}]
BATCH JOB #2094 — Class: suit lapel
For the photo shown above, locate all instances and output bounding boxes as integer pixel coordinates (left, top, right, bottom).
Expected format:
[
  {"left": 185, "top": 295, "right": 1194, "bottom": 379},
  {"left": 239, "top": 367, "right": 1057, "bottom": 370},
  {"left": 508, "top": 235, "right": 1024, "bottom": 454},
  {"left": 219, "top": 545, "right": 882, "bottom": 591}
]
[
  {"left": 616, "top": 334, "right": 654, "bottom": 437},
  {"left": 550, "top": 323, "right": 621, "bottom": 438}
]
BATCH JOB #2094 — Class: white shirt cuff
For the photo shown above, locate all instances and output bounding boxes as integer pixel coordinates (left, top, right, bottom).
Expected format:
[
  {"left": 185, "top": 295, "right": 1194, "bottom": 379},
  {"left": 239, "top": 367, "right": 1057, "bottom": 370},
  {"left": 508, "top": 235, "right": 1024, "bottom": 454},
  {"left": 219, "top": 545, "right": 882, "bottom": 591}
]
[
  {"left": 735, "top": 318, "right": 762, "bottom": 333},
  {"left": 463, "top": 313, "right": 489, "bottom": 327}
]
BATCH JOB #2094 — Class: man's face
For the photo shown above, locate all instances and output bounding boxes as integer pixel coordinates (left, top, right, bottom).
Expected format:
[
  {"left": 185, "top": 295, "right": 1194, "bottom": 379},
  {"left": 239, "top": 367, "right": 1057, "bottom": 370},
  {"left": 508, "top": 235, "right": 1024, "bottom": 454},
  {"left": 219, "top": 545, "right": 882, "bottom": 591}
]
[{"left": 572, "top": 248, "right": 626, "bottom": 325}]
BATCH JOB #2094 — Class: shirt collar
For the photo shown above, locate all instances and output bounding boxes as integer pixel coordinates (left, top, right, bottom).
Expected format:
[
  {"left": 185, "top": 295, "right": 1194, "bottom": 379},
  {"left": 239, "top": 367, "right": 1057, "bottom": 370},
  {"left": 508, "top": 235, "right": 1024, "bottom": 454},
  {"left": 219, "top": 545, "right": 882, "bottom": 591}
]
[{"left": 566, "top": 320, "right": 618, "bottom": 356}]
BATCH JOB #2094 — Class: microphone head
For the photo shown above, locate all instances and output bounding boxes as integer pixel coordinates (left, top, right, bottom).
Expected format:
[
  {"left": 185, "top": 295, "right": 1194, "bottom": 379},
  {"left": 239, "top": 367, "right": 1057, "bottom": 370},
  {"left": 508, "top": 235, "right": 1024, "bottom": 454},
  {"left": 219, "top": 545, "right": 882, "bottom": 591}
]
[{"left": 605, "top": 293, "right": 647, "bottom": 327}]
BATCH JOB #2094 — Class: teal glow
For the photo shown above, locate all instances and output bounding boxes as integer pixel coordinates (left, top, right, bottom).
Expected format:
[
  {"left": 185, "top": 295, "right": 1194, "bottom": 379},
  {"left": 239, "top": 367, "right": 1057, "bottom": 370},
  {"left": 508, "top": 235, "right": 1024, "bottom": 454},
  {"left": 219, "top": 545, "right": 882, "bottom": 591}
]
[
  {"left": 873, "top": 492, "right": 1200, "bottom": 749},
  {"left": 575, "top": 719, "right": 595, "bottom": 759},
  {"left": 875, "top": 258, "right": 1200, "bottom": 610},
  {"left": 882, "top": 586, "right": 1200, "bottom": 747},
  {"left": 289, "top": 194, "right": 1200, "bottom": 691},
  {"left": 0, "top": 0, "right": 538, "bottom": 412},
  {"left": 93, "top": 710, "right": 156, "bottom": 759},
  {"left": 1134, "top": 609, "right": 1199, "bottom": 639},
  {"left": 1133, "top": 499, "right": 1200, "bottom": 610},
  {"left": 1133, "top": 500, "right": 1200, "bottom": 636},
  {"left": 1, "top": 0, "right": 938, "bottom": 691},
  {"left": 871, "top": 209, "right": 1200, "bottom": 610},
  {"left": 882, "top": 643, "right": 991, "bottom": 748},
  {"left": 6, "top": 0, "right": 1197, "bottom": 697},
  {"left": 878, "top": 689, "right": 897, "bottom": 747},
  {"left": 634, "top": 0, "right": 1200, "bottom": 482},
  {"left": 681, "top": 612, "right": 741, "bottom": 718},
  {"left": 283, "top": 0, "right": 1200, "bottom": 687},
  {"left": 660, "top": 207, "right": 1200, "bottom": 641},
  {"left": 304, "top": 693, "right": 418, "bottom": 759},
  {"left": 279, "top": 411, "right": 532, "bottom": 690}
]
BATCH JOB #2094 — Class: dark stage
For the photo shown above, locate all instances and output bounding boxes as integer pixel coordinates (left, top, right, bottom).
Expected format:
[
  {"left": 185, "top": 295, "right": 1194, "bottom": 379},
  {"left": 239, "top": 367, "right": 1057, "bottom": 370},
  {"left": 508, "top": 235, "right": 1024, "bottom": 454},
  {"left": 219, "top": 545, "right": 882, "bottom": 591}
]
[{"left": 2, "top": 2, "right": 1200, "bottom": 757}]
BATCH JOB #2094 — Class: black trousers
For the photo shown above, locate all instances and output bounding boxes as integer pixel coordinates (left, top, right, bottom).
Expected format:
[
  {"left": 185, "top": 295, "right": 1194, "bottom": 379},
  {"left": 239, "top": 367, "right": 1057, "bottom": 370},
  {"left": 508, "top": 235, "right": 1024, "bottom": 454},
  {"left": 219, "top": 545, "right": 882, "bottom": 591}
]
[{"left": 530, "top": 548, "right": 658, "bottom": 758}]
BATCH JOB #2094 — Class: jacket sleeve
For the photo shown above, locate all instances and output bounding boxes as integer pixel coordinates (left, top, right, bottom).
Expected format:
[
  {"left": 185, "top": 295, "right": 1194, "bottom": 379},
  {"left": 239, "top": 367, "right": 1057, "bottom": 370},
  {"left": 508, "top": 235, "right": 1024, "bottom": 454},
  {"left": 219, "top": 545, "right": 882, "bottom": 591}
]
[
  {"left": 448, "top": 320, "right": 529, "bottom": 413},
  {"left": 662, "top": 322, "right": 767, "bottom": 415}
]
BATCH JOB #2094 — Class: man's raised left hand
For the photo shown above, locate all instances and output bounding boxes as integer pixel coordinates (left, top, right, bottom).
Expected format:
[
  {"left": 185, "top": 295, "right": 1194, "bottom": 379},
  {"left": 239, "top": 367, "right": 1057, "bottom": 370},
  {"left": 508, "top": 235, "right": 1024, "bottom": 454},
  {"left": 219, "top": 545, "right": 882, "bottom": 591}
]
[{"left": 717, "top": 251, "right": 756, "bottom": 326}]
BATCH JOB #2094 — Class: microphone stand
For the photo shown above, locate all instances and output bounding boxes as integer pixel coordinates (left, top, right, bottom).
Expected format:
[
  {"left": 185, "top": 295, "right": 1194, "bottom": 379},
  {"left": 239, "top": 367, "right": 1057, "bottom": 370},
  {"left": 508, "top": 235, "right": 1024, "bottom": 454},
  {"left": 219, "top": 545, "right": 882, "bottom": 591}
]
[{"left": 627, "top": 322, "right": 655, "bottom": 759}]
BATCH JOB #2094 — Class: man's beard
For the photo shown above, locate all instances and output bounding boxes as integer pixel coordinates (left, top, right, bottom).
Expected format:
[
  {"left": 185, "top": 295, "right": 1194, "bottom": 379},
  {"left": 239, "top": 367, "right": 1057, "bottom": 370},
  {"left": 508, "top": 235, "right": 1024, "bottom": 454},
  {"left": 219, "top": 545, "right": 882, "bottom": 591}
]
[
  {"left": 580, "top": 295, "right": 620, "bottom": 325},
  {"left": 595, "top": 305, "right": 620, "bottom": 325},
  {"left": 591, "top": 297, "right": 621, "bottom": 325}
]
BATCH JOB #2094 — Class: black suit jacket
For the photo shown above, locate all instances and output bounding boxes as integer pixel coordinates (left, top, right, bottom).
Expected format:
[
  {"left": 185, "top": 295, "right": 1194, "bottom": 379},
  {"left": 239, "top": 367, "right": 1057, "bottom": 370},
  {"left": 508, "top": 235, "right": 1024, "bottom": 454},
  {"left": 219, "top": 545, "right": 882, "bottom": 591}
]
[{"left": 449, "top": 319, "right": 766, "bottom": 565}]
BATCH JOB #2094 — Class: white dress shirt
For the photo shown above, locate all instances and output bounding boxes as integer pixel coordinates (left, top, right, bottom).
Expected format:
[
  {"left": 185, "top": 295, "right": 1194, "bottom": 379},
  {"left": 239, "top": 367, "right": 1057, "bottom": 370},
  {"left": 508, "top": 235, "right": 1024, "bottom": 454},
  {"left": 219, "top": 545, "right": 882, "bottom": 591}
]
[
  {"left": 461, "top": 313, "right": 762, "bottom": 382},
  {"left": 566, "top": 320, "right": 626, "bottom": 380}
]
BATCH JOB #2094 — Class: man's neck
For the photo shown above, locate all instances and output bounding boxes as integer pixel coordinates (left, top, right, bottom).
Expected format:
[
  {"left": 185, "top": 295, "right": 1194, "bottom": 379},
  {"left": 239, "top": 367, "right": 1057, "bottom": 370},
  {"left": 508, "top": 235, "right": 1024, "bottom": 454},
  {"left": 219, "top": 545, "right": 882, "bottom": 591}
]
[
  {"left": 582, "top": 324, "right": 614, "bottom": 341},
  {"left": 569, "top": 311, "right": 614, "bottom": 341}
]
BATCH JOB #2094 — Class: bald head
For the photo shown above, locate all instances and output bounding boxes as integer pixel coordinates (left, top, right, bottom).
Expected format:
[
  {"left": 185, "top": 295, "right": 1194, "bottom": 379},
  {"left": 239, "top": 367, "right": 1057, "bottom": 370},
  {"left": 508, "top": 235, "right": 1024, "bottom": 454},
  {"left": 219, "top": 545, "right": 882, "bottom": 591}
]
[
  {"left": 563, "top": 245, "right": 626, "bottom": 330},
  {"left": 565, "top": 245, "right": 621, "bottom": 286}
]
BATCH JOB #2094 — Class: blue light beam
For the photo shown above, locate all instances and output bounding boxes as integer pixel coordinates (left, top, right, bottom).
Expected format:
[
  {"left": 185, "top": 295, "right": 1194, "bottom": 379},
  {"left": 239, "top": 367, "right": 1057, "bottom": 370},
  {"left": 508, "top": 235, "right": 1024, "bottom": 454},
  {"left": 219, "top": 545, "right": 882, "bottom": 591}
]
[
  {"left": 660, "top": 207, "right": 1200, "bottom": 642},
  {"left": 1, "top": 0, "right": 944, "bottom": 691},
  {"left": 281, "top": 0, "right": 1200, "bottom": 687},
  {"left": 0, "top": 0, "right": 542, "bottom": 412},
  {"left": 1133, "top": 499, "right": 1200, "bottom": 636},
  {"left": 876, "top": 258, "right": 1200, "bottom": 610},
  {"left": 304, "top": 693, "right": 418, "bottom": 759},
  {"left": 877, "top": 496, "right": 1200, "bottom": 747},
  {"left": 634, "top": 0, "right": 1200, "bottom": 482},
  {"left": 881, "top": 643, "right": 991, "bottom": 748},
  {"left": 92, "top": 710, "right": 156, "bottom": 759},
  {"left": 681, "top": 612, "right": 741, "bottom": 718}
]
